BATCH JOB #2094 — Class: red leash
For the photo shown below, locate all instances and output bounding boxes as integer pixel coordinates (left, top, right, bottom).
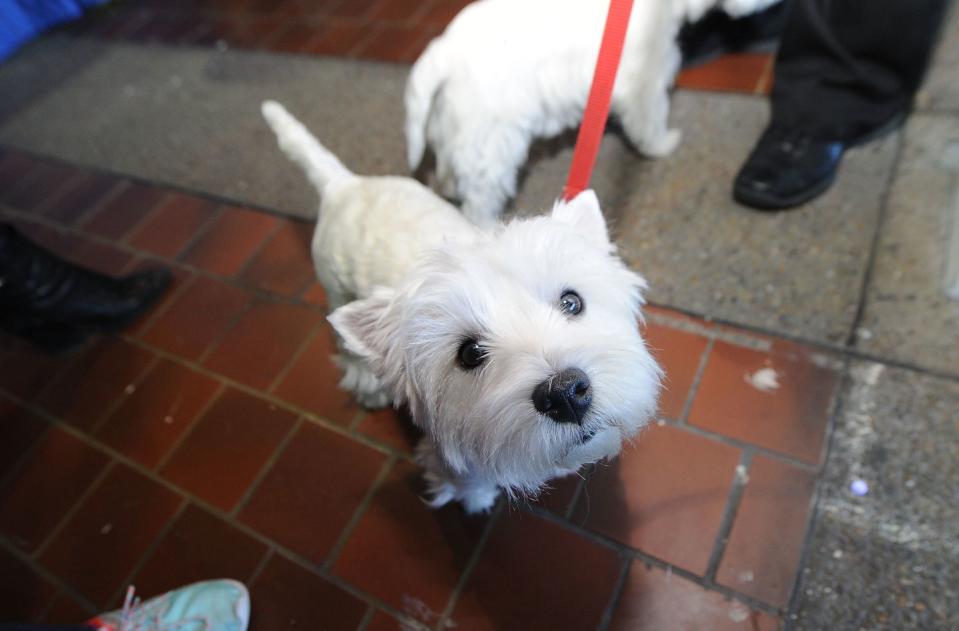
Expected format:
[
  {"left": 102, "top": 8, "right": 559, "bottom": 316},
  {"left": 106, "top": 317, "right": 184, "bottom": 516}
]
[{"left": 562, "top": 0, "right": 635, "bottom": 201}]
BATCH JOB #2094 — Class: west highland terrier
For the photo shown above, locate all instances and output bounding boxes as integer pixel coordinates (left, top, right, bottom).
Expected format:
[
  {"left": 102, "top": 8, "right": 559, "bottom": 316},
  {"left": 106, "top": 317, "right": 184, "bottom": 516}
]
[
  {"left": 261, "top": 101, "right": 662, "bottom": 513},
  {"left": 405, "top": 0, "right": 780, "bottom": 226}
]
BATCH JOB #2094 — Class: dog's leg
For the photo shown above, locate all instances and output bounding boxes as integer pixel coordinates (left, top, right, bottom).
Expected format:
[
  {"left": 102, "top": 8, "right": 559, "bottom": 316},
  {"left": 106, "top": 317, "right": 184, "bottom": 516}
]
[
  {"left": 416, "top": 438, "right": 500, "bottom": 514},
  {"left": 335, "top": 351, "right": 391, "bottom": 410},
  {"left": 455, "top": 127, "right": 530, "bottom": 227},
  {"left": 616, "top": 10, "right": 684, "bottom": 158}
]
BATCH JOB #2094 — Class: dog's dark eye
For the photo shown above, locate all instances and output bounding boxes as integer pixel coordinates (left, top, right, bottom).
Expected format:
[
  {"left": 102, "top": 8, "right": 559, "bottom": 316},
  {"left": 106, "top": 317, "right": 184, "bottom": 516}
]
[
  {"left": 457, "top": 339, "right": 487, "bottom": 370},
  {"left": 560, "top": 290, "right": 583, "bottom": 316}
]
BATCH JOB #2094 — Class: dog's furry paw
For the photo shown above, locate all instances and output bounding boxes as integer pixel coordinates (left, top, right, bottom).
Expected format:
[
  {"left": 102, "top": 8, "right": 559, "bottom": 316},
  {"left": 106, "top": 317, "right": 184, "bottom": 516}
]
[
  {"left": 355, "top": 389, "right": 391, "bottom": 410},
  {"left": 642, "top": 128, "right": 682, "bottom": 157}
]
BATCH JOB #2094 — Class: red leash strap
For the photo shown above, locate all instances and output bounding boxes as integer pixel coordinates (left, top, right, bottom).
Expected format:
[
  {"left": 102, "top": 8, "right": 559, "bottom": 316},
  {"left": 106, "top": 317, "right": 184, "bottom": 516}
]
[{"left": 562, "top": 0, "right": 635, "bottom": 201}]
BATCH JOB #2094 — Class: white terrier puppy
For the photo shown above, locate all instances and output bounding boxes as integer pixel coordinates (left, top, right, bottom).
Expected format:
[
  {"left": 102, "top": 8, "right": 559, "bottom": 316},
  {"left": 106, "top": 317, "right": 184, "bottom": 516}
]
[
  {"left": 261, "top": 101, "right": 662, "bottom": 514},
  {"left": 406, "top": 0, "right": 780, "bottom": 226}
]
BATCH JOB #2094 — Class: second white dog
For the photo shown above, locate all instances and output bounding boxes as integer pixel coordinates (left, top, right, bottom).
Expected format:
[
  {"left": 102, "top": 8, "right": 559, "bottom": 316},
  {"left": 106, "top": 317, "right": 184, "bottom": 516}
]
[
  {"left": 406, "top": 0, "right": 780, "bottom": 226},
  {"left": 261, "top": 101, "right": 662, "bottom": 514}
]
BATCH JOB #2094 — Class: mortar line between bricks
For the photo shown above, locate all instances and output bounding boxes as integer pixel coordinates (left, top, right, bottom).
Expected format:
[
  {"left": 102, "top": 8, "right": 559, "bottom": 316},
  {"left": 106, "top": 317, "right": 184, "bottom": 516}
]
[
  {"left": 114, "top": 334, "right": 416, "bottom": 462},
  {"left": 596, "top": 556, "right": 632, "bottom": 631},
  {"left": 677, "top": 336, "right": 715, "bottom": 425},
  {"left": 170, "top": 204, "right": 224, "bottom": 264},
  {"left": 229, "top": 417, "right": 304, "bottom": 519},
  {"left": 31, "top": 460, "right": 117, "bottom": 563},
  {"left": 151, "top": 380, "right": 228, "bottom": 473},
  {"left": 193, "top": 297, "right": 257, "bottom": 367},
  {"left": 704, "top": 449, "right": 755, "bottom": 583},
  {"left": 233, "top": 217, "right": 286, "bottom": 282},
  {"left": 844, "top": 136, "right": 905, "bottom": 349},
  {"left": 655, "top": 417, "right": 821, "bottom": 473},
  {"left": 32, "top": 169, "right": 89, "bottom": 218},
  {"left": 435, "top": 503, "right": 505, "bottom": 631},
  {"left": 115, "top": 189, "right": 176, "bottom": 250},
  {"left": 356, "top": 605, "right": 378, "bottom": 631},
  {"left": 265, "top": 320, "right": 325, "bottom": 393},
  {"left": 321, "top": 455, "right": 398, "bottom": 572},
  {"left": 561, "top": 466, "right": 591, "bottom": 521},
  {"left": 106, "top": 498, "right": 190, "bottom": 608},
  {"left": 245, "top": 546, "right": 275, "bottom": 590},
  {"left": 0, "top": 535, "right": 101, "bottom": 617},
  {"left": 0, "top": 401, "right": 422, "bottom": 627},
  {"left": 73, "top": 178, "right": 132, "bottom": 231},
  {"left": 525, "top": 505, "right": 782, "bottom": 617},
  {"left": 783, "top": 356, "right": 855, "bottom": 628},
  {"left": 87, "top": 353, "right": 163, "bottom": 437}
]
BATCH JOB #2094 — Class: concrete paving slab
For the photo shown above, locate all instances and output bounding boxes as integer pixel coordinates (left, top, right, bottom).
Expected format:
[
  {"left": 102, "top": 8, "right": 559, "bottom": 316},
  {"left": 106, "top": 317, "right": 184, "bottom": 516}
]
[
  {"left": 855, "top": 114, "right": 959, "bottom": 375},
  {"left": 512, "top": 91, "right": 900, "bottom": 346},
  {"left": 0, "top": 38, "right": 411, "bottom": 220},
  {"left": 790, "top": 361, "right": 959, "bottom": 630}
]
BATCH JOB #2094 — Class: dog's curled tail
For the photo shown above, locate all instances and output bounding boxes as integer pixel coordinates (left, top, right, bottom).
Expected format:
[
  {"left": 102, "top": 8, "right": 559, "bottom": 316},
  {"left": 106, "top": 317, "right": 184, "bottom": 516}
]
[
  {"left": 260, "top": 100, "right": 353, "bottom": 195},
  {"left": 404, "top": 36, "right": 450, "bottom": 171}
]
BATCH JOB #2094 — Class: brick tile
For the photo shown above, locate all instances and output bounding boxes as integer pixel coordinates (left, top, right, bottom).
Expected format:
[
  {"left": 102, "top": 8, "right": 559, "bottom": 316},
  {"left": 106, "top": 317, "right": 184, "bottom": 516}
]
[
  {"left": 0, "top": 399, "right": 48, "bottom": 482},
  {"left": 40, "top": 591, "right": 96, "bottom": 625},
  {"left": 330, "top": 0, "right": 379, "bottom": 19},
  {"left": 270, "top": 22, "right": 323, "bottom": 52},
  {"left": 36, "top": 338, "right": 156, "bottom": 432},
  {"left": 572, "top": 424, "right": 740, "bottom": 575},
  {"left": 304, "top": 20, "right": 370, "bottom": 56},
  {"left": 66, "top": 237, "right": 135, "bottom": 277},
  {"left": 223, "top": 16, "right": 287, "bottom": 48},
  {"left": 609, "top": 560, "right": 779, "bottom": 631},
  {"left": 356, "top": 24, "right": 433, "bottom": 63},
  {"left": 272, "top": 325, "right": 359, "bottom": 424},
  {"left": 421, "top": 0, "right": 473, "bottom": 27},
  {"left": 81, "top": 181, "right": 168, "bottom": 240},
  {"left": 676, "top": 53, "right": 772, "bottom": 94},
  {"left": 140, "top": 274, "right": 251, "bottom": 359},
  {"left": 642, "top": 322, "right": 709, "bottom": 420},
  {"left": 0, "top": 337, "right": 74, "bottom": 402},
  {"left": 131, "top": 504, "right": 268, "bottom": 597},
  {"left": 182, "top": 206, "right": 278, "bottom": 277},
  {"left": 355, "top": 406, "right": 421, "bottom": 454},
  {"left": 365, "top": 611, "right": 409, "bottom": 631},
  {"left": 161, "top": 388, "right": 297, "bottom": 511},
  {"left": 0, "top": 547, "right": 57, "bottom": 623},
  {"left": 239, "top": 220, "right": 315, "bottom": 297},
  {"left": 39, "top": 464, "right": 183, "bottom": 608},
  {"left": 0, "top": 427, "right": 109, "bottom": 553},
  {"left": 127, "top": 194, "right": 218, "bottom": 260},
  {"left": 299, "top": 281, "right": 328, "bottom": 307},
  {"left": 370, "top": 0, "right": 430, "bottom": 22},
  {"left": 250, "top": 554, "right": 366, "bottom": 631},
  {"left": 239, "top": 422, "right": 386, "bottom": 563},
  {"left": 204, "top": 300, "right": 321, "bottom": 390},
  {"left": 333, "top": 463, "right": 486, "bottom": 614},
  {"left": 687, "top": 339, "right": 838, "bottom": 464},
  {"left": 716, "top": 455, "right": 816, "bottom": 607},
  {"left": 451, "top": 512, "right": 621, "bottom": 631},
  {"left": 6, "top": 163, "right": 82, "bottom": 212},
  {"left": 95, "top": 359, "right": 222, "bottom": 468},
  {"left": 42, "top": 172, "right": 120, "bottom": 225}
]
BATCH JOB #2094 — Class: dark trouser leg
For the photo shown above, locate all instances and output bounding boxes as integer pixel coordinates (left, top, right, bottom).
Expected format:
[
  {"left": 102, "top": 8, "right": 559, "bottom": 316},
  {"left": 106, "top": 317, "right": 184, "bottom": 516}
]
[{"left": 771, "top": 0, "right": 948, "bottom": 143}]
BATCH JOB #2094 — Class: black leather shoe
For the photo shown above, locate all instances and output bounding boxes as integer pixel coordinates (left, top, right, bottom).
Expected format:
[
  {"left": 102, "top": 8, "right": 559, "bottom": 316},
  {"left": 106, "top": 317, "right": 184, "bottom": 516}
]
[
  {"left": 0, "top": 225, "right": 171, "bottom": 353},
  {"left": 733, "top": 125, "right": 844, "bottom": 211}
]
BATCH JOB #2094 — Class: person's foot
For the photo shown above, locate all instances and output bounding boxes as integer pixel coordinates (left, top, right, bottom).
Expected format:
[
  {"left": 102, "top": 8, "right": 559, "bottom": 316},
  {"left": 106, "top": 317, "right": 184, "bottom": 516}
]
[
  {"left": 0, "top": 225, "right": 171, "bottom": 353},
  {"left": 732, "top": 125, "right": 844, "bottom": 211},
  {"left": 88, "top": 580, "right": 250, "bottom": 631}
]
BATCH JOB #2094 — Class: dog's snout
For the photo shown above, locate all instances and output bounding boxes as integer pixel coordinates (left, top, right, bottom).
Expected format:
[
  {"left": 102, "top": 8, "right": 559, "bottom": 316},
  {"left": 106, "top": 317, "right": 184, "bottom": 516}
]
[{"left": 532, "top": 368, "right": 592, "bottom": 425}]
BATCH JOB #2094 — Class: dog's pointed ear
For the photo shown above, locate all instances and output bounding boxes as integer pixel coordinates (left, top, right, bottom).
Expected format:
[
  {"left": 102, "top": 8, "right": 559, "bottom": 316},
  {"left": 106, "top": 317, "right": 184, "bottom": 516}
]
[
  {"left": 327, "top": 288, "right": 396, "bottom": 361},
  {"left": 551, "top": 189, "right": 610, "bottom": 247}
]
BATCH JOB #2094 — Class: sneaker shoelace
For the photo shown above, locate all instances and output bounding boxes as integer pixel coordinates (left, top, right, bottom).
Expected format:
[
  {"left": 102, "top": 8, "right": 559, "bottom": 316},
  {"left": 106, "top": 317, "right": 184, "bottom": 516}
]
[{"left": 93, "top": 586, "right": 211, "bottom": 631}]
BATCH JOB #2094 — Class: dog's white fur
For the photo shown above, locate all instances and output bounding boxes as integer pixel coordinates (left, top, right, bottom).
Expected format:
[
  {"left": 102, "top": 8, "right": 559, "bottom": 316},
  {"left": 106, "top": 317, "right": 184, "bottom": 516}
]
[
  {"left": 406, "top": 0, "right": 780, "bottom": 226},
  {"left": 262, "top": 101, "right": 661, "bottom": 513}
]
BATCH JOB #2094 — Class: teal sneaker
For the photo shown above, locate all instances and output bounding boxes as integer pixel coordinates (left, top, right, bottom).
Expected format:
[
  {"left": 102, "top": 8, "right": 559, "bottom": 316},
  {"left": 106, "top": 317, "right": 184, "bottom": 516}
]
[{"left": 88, "top": 579, "right": 250, "bottom": 631}]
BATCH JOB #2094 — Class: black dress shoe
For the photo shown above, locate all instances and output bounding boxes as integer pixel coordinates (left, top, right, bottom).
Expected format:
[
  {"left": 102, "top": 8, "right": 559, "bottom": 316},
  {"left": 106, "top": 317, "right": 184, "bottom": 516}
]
[
  {"left": 733, "top": 125, "right": 845, "bottom": 211},
  {"left": 0, "top": 225, "right": 171, "bottom": 353}
]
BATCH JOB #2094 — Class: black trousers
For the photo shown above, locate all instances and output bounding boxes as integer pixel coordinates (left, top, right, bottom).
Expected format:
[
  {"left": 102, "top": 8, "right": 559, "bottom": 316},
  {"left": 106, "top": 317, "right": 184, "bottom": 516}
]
[{"left": 771, "top": 0, "right": 949, "bottom": 142}]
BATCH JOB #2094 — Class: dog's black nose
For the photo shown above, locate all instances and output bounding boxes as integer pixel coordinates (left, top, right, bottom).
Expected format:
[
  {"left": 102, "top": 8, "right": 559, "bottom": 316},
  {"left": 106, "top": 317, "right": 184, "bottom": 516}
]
[{"left": 532, "top": 368, "right": 592, "bottom": 425}]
